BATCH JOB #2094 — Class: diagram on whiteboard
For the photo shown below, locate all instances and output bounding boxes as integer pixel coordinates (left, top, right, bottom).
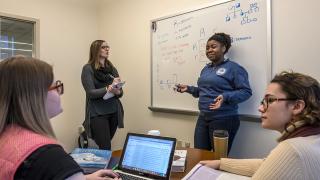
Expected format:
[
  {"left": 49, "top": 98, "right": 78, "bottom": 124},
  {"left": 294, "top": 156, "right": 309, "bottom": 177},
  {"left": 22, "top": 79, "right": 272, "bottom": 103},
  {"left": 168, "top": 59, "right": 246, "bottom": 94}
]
[
  {"left": 159, "top": 73, "right": 178, "bottom": 90},
  {"left": 151, "top": 0, "right": 271, "bottom": 116},
  {"left": 225, "top": 2, "right": 260, "bottom": 25}
]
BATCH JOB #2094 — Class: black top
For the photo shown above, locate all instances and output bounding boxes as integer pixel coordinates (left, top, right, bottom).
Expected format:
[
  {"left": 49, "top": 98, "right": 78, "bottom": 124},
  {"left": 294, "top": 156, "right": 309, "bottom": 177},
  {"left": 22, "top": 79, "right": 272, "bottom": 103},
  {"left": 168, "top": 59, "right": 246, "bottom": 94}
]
[{"left": 14, "top": 144, "right": 83, "bottom": 180}]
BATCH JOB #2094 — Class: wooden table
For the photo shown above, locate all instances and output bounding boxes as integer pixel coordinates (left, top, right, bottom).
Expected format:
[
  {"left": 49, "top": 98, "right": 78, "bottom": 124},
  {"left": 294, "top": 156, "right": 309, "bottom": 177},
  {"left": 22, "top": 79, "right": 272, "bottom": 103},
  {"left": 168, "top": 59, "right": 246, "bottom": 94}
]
[{"left": 112, "top": 148, "right": 215, "bottom": 180}]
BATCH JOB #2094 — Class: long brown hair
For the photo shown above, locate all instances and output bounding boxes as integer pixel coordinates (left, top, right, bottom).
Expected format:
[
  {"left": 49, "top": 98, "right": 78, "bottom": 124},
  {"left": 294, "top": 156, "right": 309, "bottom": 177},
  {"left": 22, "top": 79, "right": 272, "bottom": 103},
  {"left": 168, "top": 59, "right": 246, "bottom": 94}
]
[
  {"left": 0, "top": 56, "right": 56, "bottom": 138},
  {"left": 88, "top": 40, "right": 114, "bottom": 69},
  {"left": 272, "top": 71, "right": 320, "bottom": 141},
  {"left": 272, "top": 71, "right": 320, "bottom": 126}
]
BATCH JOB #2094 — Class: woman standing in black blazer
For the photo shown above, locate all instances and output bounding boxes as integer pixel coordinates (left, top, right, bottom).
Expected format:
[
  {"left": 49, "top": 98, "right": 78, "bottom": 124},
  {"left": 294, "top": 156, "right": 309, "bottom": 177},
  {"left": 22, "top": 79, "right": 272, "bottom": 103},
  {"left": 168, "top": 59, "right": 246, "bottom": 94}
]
[{"left": 81, "top": 40, "right": 124, "bottom": 150}]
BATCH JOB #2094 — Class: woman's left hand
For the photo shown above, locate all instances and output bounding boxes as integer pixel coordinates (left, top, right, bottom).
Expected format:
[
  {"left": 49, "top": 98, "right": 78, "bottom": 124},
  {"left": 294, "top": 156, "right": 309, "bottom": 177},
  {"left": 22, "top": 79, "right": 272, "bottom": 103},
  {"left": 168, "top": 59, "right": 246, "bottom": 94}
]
[
  {"left": 107, "top": 85, "right": 121, "bottom": 95},
  {"left": 209, "top": 95, "right": 223, "bottom": 110},
  {"left": 199, "top": 160, "right": 221, "bottom": 169},
  {"left": 107, "top": 77, "right": 122, "bottom": 95}
]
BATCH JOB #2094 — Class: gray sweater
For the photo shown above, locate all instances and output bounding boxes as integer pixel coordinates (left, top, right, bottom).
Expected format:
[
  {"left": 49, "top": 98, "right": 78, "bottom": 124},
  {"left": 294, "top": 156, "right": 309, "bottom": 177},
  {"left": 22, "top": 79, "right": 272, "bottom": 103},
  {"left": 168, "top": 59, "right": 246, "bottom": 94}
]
[
  {"left": 81, "top": 64, "right": 124, "bottom": 137},
  {"left": 220, "top": 135, "right": 320, "bottom": 180}
]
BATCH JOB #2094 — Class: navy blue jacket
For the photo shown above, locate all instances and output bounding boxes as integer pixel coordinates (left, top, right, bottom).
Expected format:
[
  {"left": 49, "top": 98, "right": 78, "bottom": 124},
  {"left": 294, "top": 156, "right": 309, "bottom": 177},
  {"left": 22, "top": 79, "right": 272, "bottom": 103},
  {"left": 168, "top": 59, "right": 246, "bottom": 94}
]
[{"left": 187, "top": 59, "right": 252, "bottom": 117}]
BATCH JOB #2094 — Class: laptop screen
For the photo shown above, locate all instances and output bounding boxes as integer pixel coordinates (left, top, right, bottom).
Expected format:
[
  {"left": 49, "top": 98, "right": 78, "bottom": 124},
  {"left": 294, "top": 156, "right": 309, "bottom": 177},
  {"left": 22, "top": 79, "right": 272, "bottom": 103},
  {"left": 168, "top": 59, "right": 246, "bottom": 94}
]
[{"left": 119, "top": 133, "right": 176, "bottom": 179}]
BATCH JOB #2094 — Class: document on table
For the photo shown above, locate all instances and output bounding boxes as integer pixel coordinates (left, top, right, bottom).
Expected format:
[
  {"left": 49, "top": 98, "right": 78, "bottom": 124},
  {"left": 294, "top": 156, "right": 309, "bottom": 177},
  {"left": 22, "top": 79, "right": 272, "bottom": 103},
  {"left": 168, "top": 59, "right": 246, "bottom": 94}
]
[{"left": 182, "top": 164, "right": 250, "bottom": 180}]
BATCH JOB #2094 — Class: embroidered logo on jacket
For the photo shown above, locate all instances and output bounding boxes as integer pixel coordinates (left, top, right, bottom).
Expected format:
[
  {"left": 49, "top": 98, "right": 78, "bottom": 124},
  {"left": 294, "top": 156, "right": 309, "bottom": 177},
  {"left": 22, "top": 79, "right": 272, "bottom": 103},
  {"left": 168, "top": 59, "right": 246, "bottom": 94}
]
[{"left": 216, "top": 68, "right": 227, "bottom": 75}]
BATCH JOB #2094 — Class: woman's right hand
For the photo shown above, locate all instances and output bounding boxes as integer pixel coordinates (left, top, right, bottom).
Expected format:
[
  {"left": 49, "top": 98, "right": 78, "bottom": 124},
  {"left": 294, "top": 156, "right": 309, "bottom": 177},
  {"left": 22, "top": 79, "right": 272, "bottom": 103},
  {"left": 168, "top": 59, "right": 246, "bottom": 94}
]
[
  {"left": 106, "top": 78, "right": 122, "bottom": 95},
  {"left": 175, "top": 84, "right": 188, "bottom": 93},
  {"left": 199, "top": 160, "right": 221, "bottom": 169},
  {"left": 112, "top": 77, "right": 121, "bottom": 84},
  {"left": 85, "top": 169, "right": 121, "bottom": 180}
]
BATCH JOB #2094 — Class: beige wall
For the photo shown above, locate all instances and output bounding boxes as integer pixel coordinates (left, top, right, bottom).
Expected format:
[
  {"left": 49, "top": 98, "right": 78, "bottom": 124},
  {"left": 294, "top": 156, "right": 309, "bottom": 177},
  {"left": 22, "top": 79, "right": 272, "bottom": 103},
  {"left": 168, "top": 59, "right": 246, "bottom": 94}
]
[
  {"left": 99, "top": 0, "right": 320, "bottom": 156},
  {"left": 0, "top": 0, "right": 100, "bottom": 152},
  {"left": 1, "top": 0, "right": 319, "bottom": 157},
  {"left": 98, "top": 0, "right": 218, "bottom": 150},
  {"left": 272, "top": 0, "right": 320, "bottom": 77}
]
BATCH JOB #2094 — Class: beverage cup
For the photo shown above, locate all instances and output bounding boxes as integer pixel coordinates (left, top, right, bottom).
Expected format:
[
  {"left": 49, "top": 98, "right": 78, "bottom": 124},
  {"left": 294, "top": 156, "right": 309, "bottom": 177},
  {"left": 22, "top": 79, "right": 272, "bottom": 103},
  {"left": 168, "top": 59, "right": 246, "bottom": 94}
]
[
  {"left": 185, "top": 142, "right": 191, "bottom": 148},
  {"left": 176, "top": 140, "right": 183, "bottom": 148},
  {"left": 147, "top": 130, "right": 161, "bottom": 136},
  {"left": 213, "top": 130, "right": 229, "bottom": 159}
]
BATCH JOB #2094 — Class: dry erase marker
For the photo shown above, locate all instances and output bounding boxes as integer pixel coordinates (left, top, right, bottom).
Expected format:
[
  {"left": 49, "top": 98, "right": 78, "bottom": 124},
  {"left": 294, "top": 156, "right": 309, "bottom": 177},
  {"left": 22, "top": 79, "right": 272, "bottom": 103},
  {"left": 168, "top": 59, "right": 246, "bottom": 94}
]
[
  {"left": 173, "top": 84, "right": 178, "bottom": 91},
  {"left": 174, "top": 84, "right": 182, "bottom": 92}
]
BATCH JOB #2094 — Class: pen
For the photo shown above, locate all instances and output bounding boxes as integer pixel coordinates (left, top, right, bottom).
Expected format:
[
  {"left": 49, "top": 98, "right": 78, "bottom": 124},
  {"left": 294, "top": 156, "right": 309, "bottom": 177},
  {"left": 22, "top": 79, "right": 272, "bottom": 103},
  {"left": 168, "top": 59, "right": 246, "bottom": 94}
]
[
  {"left": 112, "top": 164, "right": 118, "bottom": 170},
  {"left": 109, "top": 74, "right": 115, "bottom": 79}
]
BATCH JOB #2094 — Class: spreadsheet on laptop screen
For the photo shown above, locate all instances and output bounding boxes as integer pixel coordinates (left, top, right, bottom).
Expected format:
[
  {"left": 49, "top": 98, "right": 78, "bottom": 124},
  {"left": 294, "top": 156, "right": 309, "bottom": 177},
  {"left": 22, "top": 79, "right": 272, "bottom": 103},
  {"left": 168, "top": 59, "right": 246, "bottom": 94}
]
[{"left": 121, "top": 135, "right": 174, "bottom": 177}]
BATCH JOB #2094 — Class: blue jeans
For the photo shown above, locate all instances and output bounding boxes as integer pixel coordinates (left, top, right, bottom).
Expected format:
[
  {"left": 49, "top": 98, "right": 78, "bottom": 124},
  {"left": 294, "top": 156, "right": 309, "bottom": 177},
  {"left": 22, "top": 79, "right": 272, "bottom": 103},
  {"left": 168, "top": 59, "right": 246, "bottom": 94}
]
[{"left": 194, "top": 112, "right": 240, "bottom": 153}]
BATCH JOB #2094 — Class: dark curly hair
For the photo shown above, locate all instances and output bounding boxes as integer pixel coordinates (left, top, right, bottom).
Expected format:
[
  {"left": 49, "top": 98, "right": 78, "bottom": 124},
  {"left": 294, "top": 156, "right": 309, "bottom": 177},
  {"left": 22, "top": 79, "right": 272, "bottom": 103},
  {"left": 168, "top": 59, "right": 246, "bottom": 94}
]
[{"left": 207, "top": 33, "right": 232, "bottom": 54}]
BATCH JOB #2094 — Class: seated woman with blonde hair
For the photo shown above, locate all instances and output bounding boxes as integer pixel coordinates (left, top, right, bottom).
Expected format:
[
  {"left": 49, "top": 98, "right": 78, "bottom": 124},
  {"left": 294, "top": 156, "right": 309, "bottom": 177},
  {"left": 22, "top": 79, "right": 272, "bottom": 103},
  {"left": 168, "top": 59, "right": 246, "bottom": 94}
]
[
  {"left": 0, "top": 56, "right": 120, "bottom": 180},
  {"left": 201, "top": 71, "right": 320, "bottom": 180}
]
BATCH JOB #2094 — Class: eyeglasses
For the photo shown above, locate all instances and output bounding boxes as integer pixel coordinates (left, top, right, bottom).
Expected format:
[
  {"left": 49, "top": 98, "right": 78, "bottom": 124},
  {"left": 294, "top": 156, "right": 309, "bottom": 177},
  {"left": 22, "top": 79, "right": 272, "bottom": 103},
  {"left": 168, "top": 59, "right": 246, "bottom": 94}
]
[
  {"left": 101, "top": 45, "right": 110, "bottom": 50},
  {"left": 49, "top": 80, "right": 64, "bottom": 95},
  {"left": 260, "top": 96, "right": 297, "bottom": 110}
]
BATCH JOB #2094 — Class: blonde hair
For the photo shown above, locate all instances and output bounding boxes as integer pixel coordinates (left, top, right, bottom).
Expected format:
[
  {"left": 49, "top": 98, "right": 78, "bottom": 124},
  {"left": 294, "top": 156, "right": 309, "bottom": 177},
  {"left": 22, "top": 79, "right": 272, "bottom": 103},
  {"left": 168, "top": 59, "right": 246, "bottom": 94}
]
[{"left": 0, "top": 56, "right": 55, "bottom": 138}]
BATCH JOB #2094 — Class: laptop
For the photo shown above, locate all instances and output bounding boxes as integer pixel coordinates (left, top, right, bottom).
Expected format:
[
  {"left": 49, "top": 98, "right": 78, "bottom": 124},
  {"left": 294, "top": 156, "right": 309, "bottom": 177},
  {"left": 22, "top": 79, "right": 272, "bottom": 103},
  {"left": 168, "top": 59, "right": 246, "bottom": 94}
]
[{"left": 115, "top": 133, "right": 176, "bottom": 180}]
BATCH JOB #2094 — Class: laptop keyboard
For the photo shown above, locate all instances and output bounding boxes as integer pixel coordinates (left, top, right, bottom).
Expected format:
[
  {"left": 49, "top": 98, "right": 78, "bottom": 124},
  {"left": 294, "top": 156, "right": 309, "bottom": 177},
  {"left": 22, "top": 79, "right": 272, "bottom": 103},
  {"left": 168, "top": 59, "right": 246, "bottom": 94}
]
[{"left": 118, "top": 172, "right": 147, "bottom": 180}]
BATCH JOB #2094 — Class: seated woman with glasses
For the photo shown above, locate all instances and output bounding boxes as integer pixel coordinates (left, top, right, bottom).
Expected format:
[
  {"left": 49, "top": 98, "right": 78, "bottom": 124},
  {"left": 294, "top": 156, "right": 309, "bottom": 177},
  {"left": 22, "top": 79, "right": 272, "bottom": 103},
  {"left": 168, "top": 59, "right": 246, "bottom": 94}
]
[
  {"left": 200, "top": 71, "right": 320, "bottom": 179},
  {"left": 0, "top": 56, "right": 120, "bottom": 180}
]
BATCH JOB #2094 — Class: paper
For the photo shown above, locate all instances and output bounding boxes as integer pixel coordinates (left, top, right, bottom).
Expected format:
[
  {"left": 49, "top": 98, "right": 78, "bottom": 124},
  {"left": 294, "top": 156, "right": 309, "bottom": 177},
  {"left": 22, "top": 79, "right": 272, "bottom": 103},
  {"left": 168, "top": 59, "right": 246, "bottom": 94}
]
[
  {"left": 103, "top": 81, "right": 125, "bottom": 100},
  {"left": 182, "top": 164, "right": 250, "bottom": 180},
  {"left": 112, "top": 81, "right": 125, "bottom": 89},
  {"left": 103, "top": 91, "right": 115, "bottom": 100}
]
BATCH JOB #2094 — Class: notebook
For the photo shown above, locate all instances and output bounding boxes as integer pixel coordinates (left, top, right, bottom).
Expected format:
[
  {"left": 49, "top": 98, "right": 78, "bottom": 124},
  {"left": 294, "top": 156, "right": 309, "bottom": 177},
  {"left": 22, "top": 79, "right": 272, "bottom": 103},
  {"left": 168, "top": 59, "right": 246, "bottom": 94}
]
[{"left": 115, "top": 133, "right": 176, "bottom": 180}]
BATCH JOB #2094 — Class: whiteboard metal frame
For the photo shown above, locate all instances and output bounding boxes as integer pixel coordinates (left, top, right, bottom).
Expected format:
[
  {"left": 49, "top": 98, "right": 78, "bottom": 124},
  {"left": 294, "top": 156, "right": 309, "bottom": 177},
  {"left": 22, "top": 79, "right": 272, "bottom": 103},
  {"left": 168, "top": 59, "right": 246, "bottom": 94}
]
[
  {"left": 151, "top": 0, "right": 233, "bottom": 22},
  {"left": 149, "top": 0, "right": 272, "bottom": 120}
]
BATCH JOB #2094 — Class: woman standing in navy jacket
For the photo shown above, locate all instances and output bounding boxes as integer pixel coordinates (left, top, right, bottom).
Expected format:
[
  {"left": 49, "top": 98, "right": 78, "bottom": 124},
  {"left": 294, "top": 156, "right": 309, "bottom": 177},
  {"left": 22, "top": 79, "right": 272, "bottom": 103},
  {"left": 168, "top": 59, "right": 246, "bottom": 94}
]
[{"left": 176, "top": 33, "right": 252, "bottom": 152}]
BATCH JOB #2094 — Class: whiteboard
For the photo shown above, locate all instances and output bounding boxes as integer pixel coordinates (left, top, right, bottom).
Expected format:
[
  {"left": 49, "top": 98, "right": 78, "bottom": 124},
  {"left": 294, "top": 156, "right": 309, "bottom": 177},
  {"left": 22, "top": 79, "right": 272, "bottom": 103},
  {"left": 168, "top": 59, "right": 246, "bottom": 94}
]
[{"left": 150, "top": 0, "right": 271, "bottom": 116}]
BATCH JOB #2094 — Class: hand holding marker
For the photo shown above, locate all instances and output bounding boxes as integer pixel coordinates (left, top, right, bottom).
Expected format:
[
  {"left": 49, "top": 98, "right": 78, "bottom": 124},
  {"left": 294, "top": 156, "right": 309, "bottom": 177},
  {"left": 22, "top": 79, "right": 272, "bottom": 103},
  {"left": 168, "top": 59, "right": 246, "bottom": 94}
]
[
  {"left": 174, "top": 84, "right": 187, "bottom": 93},
  {"left": 174, "top": 84, "right": 181, "bottom": 92}
]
